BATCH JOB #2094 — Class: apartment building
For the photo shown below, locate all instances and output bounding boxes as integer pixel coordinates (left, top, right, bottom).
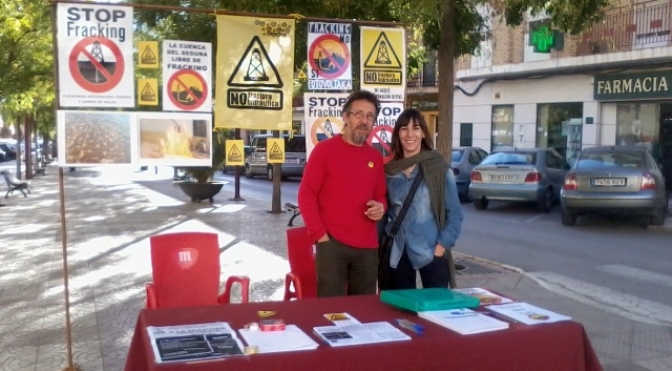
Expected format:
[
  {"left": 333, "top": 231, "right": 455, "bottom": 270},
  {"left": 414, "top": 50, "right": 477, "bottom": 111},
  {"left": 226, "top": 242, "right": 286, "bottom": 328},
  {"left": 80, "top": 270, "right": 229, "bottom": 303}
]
[{"left": 407, "top": 0, "right": 672, "bottom": 171}]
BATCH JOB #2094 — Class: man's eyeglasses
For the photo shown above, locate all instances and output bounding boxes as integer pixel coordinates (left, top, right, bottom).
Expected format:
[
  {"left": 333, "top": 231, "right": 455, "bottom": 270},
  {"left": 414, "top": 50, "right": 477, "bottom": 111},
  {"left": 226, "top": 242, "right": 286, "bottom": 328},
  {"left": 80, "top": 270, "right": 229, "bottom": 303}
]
[{"left": 347, "top": 111, "right": 377, "bottom": 122}]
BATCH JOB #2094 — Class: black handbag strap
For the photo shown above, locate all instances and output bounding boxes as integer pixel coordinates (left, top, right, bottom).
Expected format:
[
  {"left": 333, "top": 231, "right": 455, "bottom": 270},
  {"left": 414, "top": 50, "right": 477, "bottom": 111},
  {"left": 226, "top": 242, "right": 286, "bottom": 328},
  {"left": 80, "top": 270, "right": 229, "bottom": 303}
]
[{"left": 388, "top": 167, "right": 424, "bottom": 238}]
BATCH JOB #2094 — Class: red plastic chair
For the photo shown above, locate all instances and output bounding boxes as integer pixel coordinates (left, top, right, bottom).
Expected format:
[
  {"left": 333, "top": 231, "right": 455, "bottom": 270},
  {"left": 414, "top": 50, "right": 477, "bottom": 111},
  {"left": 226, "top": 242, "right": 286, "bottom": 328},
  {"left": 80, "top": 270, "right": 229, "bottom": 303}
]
[
  {"left": 283, "top": 227, "right": 317, "bottom": 300},
  {"left": 145, "top": 232, "right": 250, "bottom": 309}
]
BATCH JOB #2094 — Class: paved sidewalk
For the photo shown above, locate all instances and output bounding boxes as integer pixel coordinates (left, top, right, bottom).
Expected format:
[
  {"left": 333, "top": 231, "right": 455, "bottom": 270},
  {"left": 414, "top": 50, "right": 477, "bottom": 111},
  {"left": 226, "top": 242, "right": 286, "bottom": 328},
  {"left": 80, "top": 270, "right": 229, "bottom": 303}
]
[{"left": 0, "top": 165, "right": 669, "bottom": 371}]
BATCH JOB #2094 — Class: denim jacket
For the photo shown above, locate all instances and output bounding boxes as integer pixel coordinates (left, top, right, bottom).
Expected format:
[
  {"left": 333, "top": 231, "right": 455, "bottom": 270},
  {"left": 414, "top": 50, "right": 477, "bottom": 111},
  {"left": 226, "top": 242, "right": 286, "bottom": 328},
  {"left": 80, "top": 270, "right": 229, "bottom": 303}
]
[{"left": 382, "top": 167, "right": 464, "bottom": 270}]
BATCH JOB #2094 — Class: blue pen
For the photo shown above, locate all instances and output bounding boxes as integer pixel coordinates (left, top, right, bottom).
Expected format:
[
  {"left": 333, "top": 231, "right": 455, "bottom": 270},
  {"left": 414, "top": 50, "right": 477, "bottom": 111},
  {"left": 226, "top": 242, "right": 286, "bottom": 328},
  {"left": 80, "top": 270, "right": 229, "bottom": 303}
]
[
  {"left": 449, "top": 310, "right": 479, "bottom": 317},
  {"left": 395, "top": 318, "right": 425, "bottom": 335}
]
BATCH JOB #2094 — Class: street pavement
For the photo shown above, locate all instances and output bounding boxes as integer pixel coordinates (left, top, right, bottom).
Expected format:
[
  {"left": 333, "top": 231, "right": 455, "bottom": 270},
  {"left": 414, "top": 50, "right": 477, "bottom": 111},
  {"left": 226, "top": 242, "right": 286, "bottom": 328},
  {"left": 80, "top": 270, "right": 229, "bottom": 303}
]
[{"left": 0, "top": 163, "right": 670, "bottom": 371}]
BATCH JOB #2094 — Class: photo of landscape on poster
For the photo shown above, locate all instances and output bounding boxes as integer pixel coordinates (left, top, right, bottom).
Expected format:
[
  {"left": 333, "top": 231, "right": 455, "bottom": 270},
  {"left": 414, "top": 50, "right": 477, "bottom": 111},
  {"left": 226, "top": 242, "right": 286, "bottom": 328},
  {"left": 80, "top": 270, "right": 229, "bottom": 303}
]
[
  {"left": 57, "top": 110, "right": 136, "bottom": 166},
  {"left": 136, "top": 112, "right": 212, "bottom": 166}
]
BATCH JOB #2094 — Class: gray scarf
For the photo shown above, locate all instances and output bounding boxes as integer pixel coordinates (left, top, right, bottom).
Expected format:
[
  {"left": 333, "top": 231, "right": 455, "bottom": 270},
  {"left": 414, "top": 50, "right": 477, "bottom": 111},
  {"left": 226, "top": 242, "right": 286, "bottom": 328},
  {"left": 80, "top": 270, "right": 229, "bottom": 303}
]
[{"left": 384, "top": 151, "right": 449, "bottom": 229}]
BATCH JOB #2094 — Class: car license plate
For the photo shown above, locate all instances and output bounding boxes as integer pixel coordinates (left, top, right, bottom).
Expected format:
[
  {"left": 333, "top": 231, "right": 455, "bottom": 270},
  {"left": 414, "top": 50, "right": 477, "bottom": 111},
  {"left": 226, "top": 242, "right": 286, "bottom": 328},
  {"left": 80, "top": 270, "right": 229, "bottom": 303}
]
[
  {"left": 286, "top": 158, "right": 299, "bottom": 164},
  {"left": 490, "top": 175, "right": 516, "bottom": 181},
  {"left": 591, "top": 178, "right": 626, "bottom": 186}
]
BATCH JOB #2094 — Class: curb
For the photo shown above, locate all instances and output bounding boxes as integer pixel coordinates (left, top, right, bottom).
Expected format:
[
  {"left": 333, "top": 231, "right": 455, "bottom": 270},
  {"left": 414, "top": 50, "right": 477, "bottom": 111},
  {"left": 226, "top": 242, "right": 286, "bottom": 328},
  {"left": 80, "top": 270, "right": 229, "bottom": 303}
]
[{"left": 452, "top": 251, "right": 526, "bottom": 275}]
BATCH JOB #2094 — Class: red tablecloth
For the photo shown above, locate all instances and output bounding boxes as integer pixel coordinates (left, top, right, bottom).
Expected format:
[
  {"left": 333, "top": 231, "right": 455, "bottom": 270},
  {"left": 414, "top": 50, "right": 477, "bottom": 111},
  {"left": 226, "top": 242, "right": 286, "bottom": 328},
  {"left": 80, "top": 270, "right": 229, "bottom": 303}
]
[{"left": 124, "top": 295, "right": 603, "bottom": 371}]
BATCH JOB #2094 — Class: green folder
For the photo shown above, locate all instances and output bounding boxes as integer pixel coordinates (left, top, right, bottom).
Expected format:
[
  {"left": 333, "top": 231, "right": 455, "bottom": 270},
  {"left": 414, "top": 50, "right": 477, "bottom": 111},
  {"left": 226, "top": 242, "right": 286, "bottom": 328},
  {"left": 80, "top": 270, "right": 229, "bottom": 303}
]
[{"left": 380, "top": 288, "right": 480, "bottom": 312}]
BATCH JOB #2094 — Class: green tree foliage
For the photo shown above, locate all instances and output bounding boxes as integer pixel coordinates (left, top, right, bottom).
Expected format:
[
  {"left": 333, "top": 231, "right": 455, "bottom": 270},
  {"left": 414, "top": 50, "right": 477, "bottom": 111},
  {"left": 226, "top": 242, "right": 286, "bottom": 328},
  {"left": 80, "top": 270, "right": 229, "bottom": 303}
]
[
  {"left": 387, "top": 0, "right": 610, "bottom": 159},
  {"left": 0, "top": 0, "right": 54, "bottom": 136},
  {"left": 129, "top": 0, "right": 610, "bottom": 159},
  {"left": 129, "top": 0, "right": 409, "bottom": 91}
]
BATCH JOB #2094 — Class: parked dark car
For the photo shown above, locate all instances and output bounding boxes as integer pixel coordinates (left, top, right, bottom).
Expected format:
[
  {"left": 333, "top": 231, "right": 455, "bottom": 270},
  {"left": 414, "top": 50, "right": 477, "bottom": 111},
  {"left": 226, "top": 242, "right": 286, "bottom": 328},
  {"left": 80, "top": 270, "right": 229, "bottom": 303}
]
[
  {"left": 560, "top": 145, "right": 669, "bottom": 227},
  {"left": 451, "top": 147, "right": 488, "bottom": 201},
  {"left": 0, "top": 143, "right": 17, "bottom": 161}
]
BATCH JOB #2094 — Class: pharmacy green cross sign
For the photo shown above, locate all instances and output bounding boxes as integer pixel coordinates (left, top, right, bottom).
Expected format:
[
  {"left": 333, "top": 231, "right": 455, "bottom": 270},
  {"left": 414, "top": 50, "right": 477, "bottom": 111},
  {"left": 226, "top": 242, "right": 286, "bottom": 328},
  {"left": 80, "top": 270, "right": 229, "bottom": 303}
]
[{"left": 530, "top": 25, "right": 564, "bottom": 53}]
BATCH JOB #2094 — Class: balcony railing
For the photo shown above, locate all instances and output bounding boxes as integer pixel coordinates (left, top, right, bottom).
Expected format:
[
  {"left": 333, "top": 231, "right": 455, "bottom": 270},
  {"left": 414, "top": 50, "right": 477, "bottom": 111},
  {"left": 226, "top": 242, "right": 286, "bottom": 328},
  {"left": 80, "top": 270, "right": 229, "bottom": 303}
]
[
  {"left": 407, "top": 78, "right": 438, "bottom": 88},
  {"left": 577, "top": 0, "right": 672, "bottom": 56}
]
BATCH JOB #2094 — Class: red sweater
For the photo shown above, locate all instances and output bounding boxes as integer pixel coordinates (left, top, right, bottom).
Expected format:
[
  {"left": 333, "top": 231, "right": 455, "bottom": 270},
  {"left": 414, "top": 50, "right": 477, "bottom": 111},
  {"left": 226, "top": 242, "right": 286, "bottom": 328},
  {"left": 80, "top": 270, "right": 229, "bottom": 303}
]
[{"left": 298, "top": 135, "right": 387, "bottom": 248}]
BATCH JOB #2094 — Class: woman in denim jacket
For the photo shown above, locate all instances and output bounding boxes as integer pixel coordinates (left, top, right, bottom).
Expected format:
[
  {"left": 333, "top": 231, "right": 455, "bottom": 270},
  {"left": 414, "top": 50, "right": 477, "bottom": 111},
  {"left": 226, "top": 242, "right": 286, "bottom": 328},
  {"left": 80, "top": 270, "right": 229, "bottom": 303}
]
[{"left": 382, "top": 109, "right": 464, "bottom": 289}]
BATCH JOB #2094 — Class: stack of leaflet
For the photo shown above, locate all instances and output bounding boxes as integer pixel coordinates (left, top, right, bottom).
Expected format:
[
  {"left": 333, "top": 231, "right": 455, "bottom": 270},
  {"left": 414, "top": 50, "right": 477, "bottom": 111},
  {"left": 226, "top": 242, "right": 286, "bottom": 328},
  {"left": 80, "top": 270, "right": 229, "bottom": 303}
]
[
  {"left": 418, "top": 308, "right": 509, "bottom": 335},
  {"left": 380, "top": 288, "right": 480, "bottom": 312},
  {"left": 453, "top": 287, "right": 515, "bottom": 305},
  {"left": 313, "top": 322, "right": 411, "bottom": 347},
  {"left": 238, "top": 325, "right": 319, "bottom": 353},
  {"left": 486, "top": 302, "right": 572, "bottom": 325}
]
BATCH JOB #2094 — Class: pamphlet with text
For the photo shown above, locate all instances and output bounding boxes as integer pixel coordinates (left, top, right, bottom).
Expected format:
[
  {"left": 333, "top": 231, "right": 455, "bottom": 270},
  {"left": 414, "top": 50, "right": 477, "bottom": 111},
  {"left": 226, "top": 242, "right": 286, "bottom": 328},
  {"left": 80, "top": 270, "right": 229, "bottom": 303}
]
[{"left": 146, "top": 322, "right": 244, "bottom": 363}]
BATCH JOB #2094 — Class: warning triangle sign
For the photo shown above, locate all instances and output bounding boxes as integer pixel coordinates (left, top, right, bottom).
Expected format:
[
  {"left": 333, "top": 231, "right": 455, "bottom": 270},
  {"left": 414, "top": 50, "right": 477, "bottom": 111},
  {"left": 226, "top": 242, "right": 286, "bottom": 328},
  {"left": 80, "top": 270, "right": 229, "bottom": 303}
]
[
  {"left": 141, "top": 45, "right": 157, "bottom": 65},
  {"left": 228, "top": 144, "right": 243, "bottom": 162},
  {"left": 140, "top": 82, "right": 156, "bottom": 102},
  {"left": 228, "top": 36, "right": 283, "bottom": 88},
  {"left": 268, "top": 142, "right": 283, "bottom": 160},
  {"left": 297, "top": 70, "right": 307, "bottom": 80},
  {"left": 363, "top": 32, "right": 402, "bottom": 69}
]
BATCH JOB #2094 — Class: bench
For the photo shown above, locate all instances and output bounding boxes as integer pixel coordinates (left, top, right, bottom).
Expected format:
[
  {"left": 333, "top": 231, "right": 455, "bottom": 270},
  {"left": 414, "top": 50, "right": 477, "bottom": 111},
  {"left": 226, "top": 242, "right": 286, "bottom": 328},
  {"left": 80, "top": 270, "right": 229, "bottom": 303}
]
[
  {"left": 1, "top": 170, "right": 31, "bottom": 198},
  {"left": 285, "top": 202, "right": 301, "bottom": 227},
  {"left": 32, "top": 156, "right": 54, "bottom": 176}
]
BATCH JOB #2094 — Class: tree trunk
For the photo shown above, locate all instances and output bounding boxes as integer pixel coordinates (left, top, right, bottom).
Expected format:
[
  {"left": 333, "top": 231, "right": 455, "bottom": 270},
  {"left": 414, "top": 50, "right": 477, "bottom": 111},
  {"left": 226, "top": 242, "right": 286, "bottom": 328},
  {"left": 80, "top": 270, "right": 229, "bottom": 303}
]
[
  {"left": 437, "top": 0, "right": 456, "bottom": 162},
  {"left": 437, "top": 0, "right": 458, "bottom": 289},
  {"left": 24, "top": 115, "right": 33, "bottom": 179},
  {"left": 15, "top": 116, "right": 22, "bottom": 180},
  {"left": 43, "top": 132, "right": 51, "bottom": 161}
]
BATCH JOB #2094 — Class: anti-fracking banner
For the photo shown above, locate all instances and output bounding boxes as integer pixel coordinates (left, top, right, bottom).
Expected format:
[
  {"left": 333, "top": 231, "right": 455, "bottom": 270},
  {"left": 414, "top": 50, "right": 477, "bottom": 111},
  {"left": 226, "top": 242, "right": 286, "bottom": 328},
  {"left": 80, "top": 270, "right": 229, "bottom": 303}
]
[
  {"left": 215, "top": 15, "right": 295, "bottom": 130},
  {"left": 57, "top": 3, "right": 135, "bottom": 108},
  {"left": 306, "top": 22, "right": 353, "bottom": 91},
  {"left": 360, "top": 26, "right": 406, "bottom": 103},
  {"left": 304, "top": 93, "right": 349, "bottom": 158}
]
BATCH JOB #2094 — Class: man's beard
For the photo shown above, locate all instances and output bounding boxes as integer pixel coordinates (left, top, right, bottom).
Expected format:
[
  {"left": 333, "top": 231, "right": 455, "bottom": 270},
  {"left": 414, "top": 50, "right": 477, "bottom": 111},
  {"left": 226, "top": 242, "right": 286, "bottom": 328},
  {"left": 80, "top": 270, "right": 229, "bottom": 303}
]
[{"left": 350, "top": 124, "right": 369, "bottom": 145}]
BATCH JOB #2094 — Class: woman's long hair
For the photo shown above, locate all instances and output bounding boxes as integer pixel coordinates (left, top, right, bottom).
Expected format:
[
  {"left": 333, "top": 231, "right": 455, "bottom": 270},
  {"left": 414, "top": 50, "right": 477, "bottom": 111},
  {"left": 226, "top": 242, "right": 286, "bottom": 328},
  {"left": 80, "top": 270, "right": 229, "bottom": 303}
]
[{"left": 390, "top": 108, "right": 434, "bottom": 160}]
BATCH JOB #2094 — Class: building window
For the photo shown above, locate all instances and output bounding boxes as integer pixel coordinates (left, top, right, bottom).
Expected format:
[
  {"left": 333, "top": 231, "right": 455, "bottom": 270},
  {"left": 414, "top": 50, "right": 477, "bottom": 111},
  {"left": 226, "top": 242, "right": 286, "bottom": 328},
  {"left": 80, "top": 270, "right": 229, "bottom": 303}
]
[
  {"left": 491, "top": 105, "right": 514, "bottom": 152},
  {"left": 421, "top": 51, "right": 437, "bottom": 86},
  {"left": 616, "top": 103, "right": 660, "bottom": 157},
  {"left": 632, "top": 0, "right": 670, "bottom": 50},
  {"left": 536, "top": 103, "right": 583, "bottom": 161},
  {"left": 471, "top": 4, "right": 493, "bottom": 69},
  {"left": 292, "top": 120, "right": 303, "bottom": 135},
  {"left": 460, "top": 123, "right": 473, "bottom": 147}
]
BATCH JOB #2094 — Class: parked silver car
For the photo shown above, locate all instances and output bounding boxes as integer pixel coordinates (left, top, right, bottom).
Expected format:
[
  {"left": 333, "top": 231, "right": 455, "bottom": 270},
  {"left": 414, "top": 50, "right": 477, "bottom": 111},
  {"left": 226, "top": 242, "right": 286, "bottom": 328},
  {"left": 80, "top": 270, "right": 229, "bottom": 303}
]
[
  {"left": 469, "top": 148, "right": 570, "bottom": 212},
  {"left": 560, "top": 145, "right": 669, "bottom": 227},
  {"left": 245, "top": 134, "right": 306, "bottom": 180},
  {"left": 451, "top": 147, "right": 488, "bottom": 201}
]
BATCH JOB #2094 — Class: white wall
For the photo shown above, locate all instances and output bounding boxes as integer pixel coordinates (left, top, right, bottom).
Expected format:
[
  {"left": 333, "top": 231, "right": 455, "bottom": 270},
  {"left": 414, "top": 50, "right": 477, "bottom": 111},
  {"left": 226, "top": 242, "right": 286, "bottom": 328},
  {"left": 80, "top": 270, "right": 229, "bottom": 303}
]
[
  {"left": 513, "top": 103, "right": 537, "bottom": 148},
  {"left": 453, "top": 74, "right": 599, "bottom": 150},
  {"left": 601, "top": 103, "right": 618, "bottom": 146},
  {"left": 454, "top": 74, "right": 593, "bottom": 106},
  {"left": 453, "top": 104, "right": 492, "bottom": 150},
  {"left": 582, "top": 101, "right": 601, "bottom": 148}
]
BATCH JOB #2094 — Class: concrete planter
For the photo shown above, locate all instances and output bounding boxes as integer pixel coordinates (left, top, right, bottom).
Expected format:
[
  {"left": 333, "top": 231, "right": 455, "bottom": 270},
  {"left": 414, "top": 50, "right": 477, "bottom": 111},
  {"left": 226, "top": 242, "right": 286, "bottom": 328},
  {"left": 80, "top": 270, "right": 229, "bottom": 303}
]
[{"left": 174, "top": 181, "right": 225, "bottom": 203}]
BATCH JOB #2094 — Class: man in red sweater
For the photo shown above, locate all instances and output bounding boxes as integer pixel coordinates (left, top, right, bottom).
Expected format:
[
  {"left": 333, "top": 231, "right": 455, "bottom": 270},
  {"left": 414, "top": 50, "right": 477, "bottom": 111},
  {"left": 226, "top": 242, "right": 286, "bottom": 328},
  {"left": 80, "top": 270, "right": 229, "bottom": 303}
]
[{"left": 298, "top": 90, "right": 387, "bottom": 297}]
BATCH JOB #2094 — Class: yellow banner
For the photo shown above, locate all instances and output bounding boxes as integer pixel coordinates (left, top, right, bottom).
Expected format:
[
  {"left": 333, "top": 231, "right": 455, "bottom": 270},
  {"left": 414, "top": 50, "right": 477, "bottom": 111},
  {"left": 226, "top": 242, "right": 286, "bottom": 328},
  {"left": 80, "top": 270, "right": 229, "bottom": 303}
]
[
  {"left": 137, "top": 78, "right": 158, "bottom": 105},
  {"left": 215, "top": 15, "right": 295, "bottom": 130},
  {"left": 225, "top": 139, "right": 245, "bottom": 166},
  {"left": 360, "top": 27, "right": 406, "bottom": 102},
  {"left": 266, "top": 138, "right": 285, "bottom": 164}
]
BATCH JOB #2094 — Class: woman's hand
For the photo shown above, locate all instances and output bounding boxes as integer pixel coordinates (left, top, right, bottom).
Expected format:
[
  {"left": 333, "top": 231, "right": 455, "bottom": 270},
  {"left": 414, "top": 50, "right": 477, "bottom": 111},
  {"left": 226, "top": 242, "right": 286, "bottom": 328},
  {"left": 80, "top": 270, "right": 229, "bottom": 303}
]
[{"left": 434, "top": 244, "right": 446, "bottom": 257}]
